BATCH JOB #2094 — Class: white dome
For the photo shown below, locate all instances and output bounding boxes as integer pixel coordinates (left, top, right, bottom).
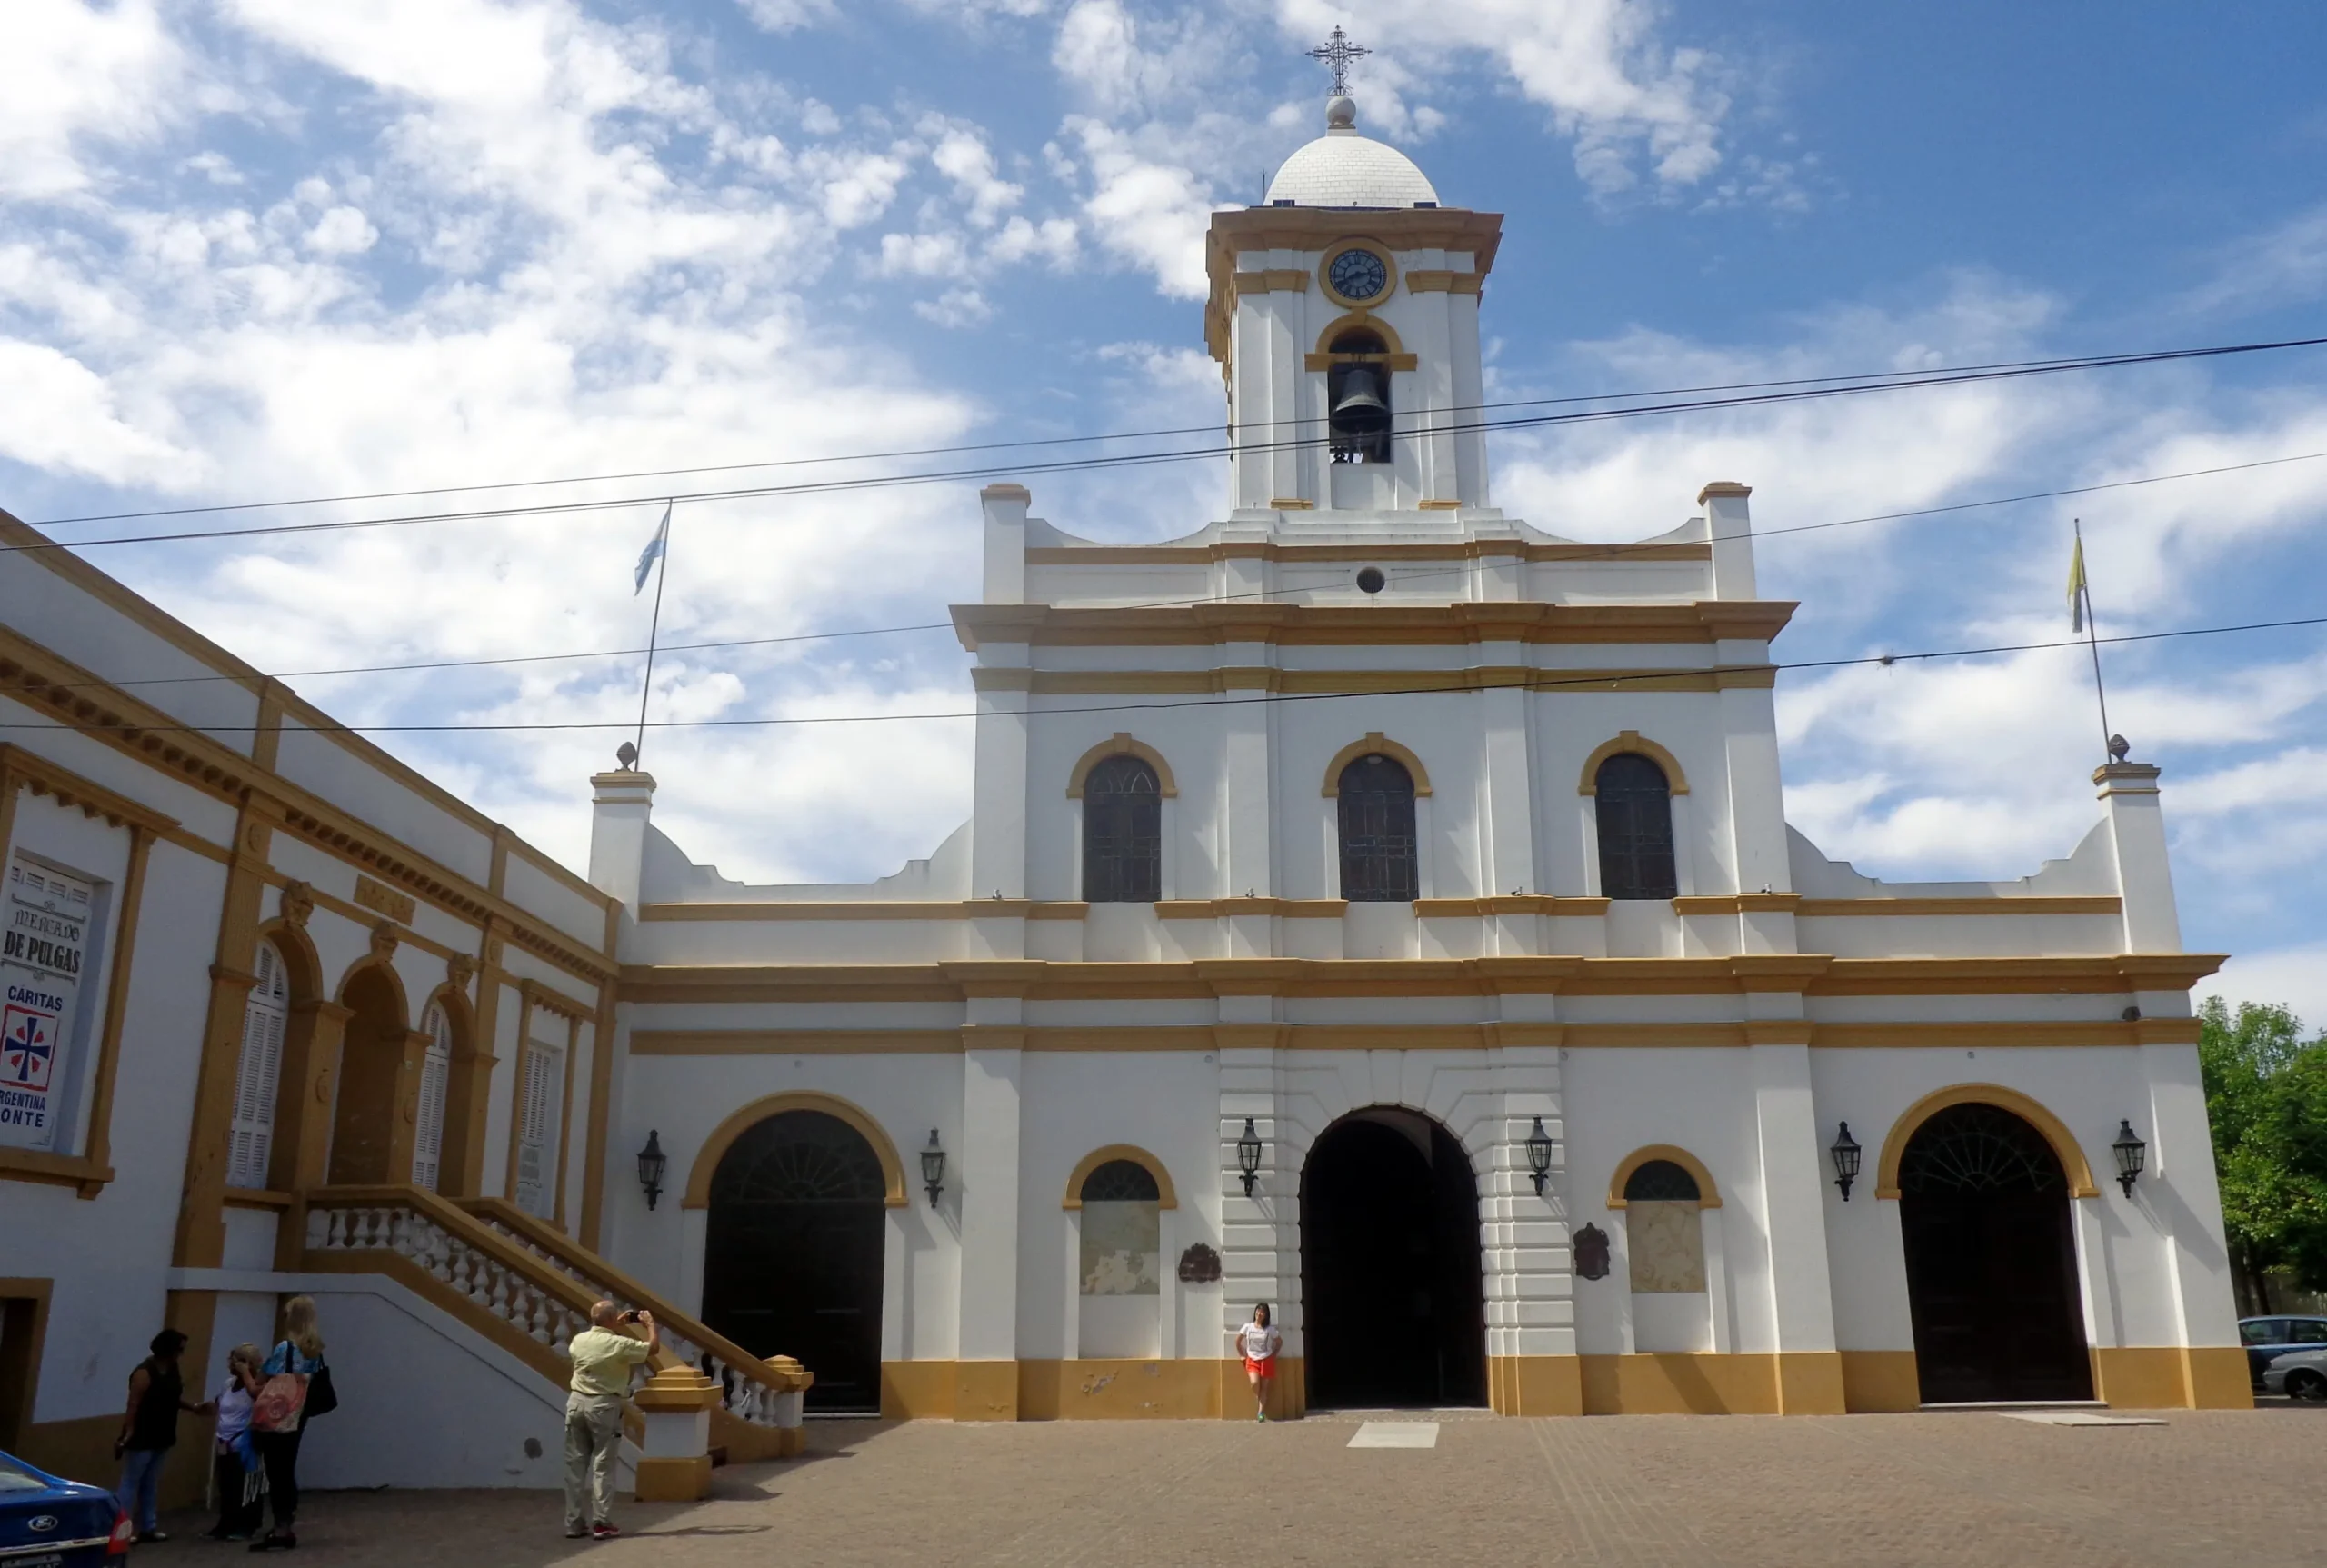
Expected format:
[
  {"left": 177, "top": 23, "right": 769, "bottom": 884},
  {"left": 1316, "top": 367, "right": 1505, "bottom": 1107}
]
[{"left": 1265, "top": 101, "right": 1438, "bottom": 209}]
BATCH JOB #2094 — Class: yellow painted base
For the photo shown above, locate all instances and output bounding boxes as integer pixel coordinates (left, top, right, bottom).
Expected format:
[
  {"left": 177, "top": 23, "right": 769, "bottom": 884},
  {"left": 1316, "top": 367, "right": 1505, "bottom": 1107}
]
[
  {"left": 1019, "top": 1359, "right": 1218, "bottom": 1419},
  {"left": 954, "top": 1359, "right": 1019, "bottom": 1422},
  {"left": 1488, "top": 1354, "right": 1583, "bottom": 1416},
  {"left": 633, "top": 1453, "right": 713, "bottom": 1502},
  {"left": 2092, "top": 1345, "right": 2254, "bottom": 1410},
  {"left": 1577, "top": 1353, "right": 1847, "bottom": 1414},
  {"left": 872, "top": 1346, "right": 2251, "bottom": 1421},
  {"left": 1838, "top": 1351, "right": 1921, "bottom": 1413}
]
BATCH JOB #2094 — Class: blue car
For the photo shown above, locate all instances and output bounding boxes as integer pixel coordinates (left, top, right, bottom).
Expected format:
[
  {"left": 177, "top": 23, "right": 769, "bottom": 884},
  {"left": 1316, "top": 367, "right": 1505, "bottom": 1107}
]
[{"left": 0, "top": 1450, "right": 129, "bottom": 1565}]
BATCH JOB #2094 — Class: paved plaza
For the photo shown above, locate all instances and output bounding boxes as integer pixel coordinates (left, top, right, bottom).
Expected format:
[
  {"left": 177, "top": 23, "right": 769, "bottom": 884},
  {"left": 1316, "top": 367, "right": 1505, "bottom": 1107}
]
[{"left": 153, "top": 1405, "right": 2322, "bottom": 1567}]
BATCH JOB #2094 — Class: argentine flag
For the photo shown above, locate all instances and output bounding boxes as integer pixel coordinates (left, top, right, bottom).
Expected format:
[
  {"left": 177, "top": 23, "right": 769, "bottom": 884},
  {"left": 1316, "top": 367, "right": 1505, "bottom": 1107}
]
[{"left": 634, "top": 502, "right": 672, "bottom": 594}]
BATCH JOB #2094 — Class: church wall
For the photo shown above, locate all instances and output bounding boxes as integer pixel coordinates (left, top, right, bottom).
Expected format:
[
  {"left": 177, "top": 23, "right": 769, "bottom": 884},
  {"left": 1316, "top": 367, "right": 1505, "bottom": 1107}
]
[
  {"left": 1013, "top": 1050, "right": 1222, "bottom": 1362},
  {"left": 608, "top": 1047, "right": 964, "bottom": 1360},
  {"left": 1561, "top": 1047, "right": 1761, "bottom": 1359}
]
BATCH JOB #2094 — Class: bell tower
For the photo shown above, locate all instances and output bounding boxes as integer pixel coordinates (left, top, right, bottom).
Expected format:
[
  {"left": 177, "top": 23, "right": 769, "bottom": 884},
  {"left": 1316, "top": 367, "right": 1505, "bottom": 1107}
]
[{"left": 1206, "top": 50, "right": 1503, "bottom": 514}]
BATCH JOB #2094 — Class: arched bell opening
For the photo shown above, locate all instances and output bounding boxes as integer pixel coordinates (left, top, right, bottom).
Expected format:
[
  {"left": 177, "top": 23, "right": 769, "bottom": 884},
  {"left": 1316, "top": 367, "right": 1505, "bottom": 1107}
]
[
  {"left": 1326, "top": 328, "right": 1393, "bottom": 464},
  {"left": 1898, "top": 1102, "right": 2093, "bottom": 1403},
  {"left": 1299, "top": 1106, "right": 1486, "bottom": 1409},
  {"left": 701, "top": 1109, "right": 887, "bottom": 1413}
]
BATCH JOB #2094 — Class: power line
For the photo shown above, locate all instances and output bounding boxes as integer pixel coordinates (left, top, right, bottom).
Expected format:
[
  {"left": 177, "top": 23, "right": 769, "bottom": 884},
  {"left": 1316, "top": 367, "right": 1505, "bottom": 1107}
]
[
  {"left": 51, "top": 446, "right": 2327, "bottom": 696},
  {"left": 13, "top": 334, "right": 2326, "bottom": 557},
  {"left": 32, "top": 338, "right": 2319, "bottom": 530},
  {"left": 13, "top": 612, "right": 2323, "bottom": 738}
]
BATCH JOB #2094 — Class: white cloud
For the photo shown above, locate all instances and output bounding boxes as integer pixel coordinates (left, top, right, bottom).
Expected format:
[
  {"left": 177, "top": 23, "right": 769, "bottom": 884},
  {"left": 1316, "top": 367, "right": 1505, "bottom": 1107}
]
[
  {"left": 927, "top": 125, "right": 1024, "bottom": 225},
  {"left": 2207, "top": 945, "right": 2327, "bottom": 1039},
  {"left": 305, "top": 205, "right": 380, "bottom": 255},
  {"left": 0, "top": 0, "right": 194, "bottom": 199},
  {"left": 735, "top": 0, "right": 840, "bottom": 32},
  {"left": 1063, "top": 116, "right": 1217, "bottom": 298},
  {"left": 914, "top": 286, "right": 995, "bottom": 327}
]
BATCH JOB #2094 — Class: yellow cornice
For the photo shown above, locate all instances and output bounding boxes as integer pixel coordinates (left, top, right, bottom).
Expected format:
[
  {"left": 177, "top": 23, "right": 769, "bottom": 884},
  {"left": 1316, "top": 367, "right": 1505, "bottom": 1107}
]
[
  {"left": 626, "top": 1015, "right": 2205, "bottom": 1058},
  {"left": 1023, "top": 541, "right": 1712, "bottom": 567},
  {"left": 1795, "top": 896, "right": 2122, "bottom": 917},
  {"left": 968, "top": 665, "right": 1776, "bottom": 696},
  {"left": 953, "top": 600, "right": 1794, "bottom": 652},
  {"left": 617, "top": 953, "right": 2225, "bottom": 1005}
]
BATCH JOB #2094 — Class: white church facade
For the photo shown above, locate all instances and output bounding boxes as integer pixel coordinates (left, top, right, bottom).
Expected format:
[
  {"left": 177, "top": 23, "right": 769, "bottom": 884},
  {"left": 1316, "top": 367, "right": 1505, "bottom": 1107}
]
[
  {"left": 0, "top": 79, "right": 2244, "bottom": 1509},
  {"left": 586, "top": 97, "right": 2246, "bottom": 1421}
]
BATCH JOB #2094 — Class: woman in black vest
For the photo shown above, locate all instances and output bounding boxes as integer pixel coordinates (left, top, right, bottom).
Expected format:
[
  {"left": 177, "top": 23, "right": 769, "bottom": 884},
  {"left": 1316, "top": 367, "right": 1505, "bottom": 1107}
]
[{"left": 114, "top": 1328, "right": 215, "bottom": 1543}]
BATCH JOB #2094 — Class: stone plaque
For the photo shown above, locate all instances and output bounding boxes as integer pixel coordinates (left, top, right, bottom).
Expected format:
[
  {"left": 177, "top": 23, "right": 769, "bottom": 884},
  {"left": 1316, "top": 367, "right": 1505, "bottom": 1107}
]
[{"left": 1176, "top": 1243, "right": 1223, "bottom": 1283}]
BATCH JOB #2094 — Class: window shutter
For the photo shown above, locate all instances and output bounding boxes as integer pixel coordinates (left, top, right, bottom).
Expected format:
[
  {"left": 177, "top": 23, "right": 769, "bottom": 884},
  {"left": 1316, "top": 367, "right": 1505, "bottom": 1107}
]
[
  {"left": 410, "top": 1004, "right": 453, "bottom": 1191},
  {"left": 514, "top": 1039, "right": 561, "bottom": 1218},
  {"left": 227, "top": 944, "right": 289, "bottom": 1190}
]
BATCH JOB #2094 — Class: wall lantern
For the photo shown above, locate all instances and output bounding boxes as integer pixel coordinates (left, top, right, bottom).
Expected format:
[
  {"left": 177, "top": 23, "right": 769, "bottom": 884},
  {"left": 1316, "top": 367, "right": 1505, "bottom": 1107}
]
[
  {"left": 921, "top": 1129, "right": 947, "bottom": 1206},
  {"left": 1830, "top": 1122, "right": 1862, "bottom": 1202},
  {"left": 2112, "top": 1120, "right": 2147, "bottom": 1197},
  {"left": 1237, "top": 1118, "right": 1263, "bottom": 1197},
  {"left": 1525, "top": 1117, "right": 1554, "bottom": 1197},
  {"left": 636, "top": 1129, "right": 667, "bottom": 1211}
]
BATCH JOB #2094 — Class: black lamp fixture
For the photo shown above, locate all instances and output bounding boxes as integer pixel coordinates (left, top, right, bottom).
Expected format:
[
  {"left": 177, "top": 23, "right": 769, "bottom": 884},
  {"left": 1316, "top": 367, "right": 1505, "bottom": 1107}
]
[
  {"left": 636, "top": 1128, "right": 667, "bottom": 1211},
  {"left": 1236, "top": 1118, "right": 1263, "bottom": 1197},
  {"left": 2112, "top": 1119, "right": 2146, "bottom": 1197},
  {"left": 1525, "top": 1116, "right": 1554, "bottom": 1197},
  {"left": 921, "top": 1129, "right": 946, "bottom": 1206},
  {"left": 1830, "top": 1122, "right": 1862, "bottom": 1202}
]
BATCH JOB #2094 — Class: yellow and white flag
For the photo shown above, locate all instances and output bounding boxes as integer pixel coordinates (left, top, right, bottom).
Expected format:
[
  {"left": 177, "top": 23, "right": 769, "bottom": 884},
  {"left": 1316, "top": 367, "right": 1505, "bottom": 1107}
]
[{"left": 2067, "top": 534, "right": 2087, "bottom": 633}]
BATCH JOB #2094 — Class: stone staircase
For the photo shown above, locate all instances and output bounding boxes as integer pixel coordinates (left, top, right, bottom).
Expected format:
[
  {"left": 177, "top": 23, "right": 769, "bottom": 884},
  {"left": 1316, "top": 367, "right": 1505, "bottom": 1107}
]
[{"left": 298, "top": 1185, "right": 808, "bottom": 1462}]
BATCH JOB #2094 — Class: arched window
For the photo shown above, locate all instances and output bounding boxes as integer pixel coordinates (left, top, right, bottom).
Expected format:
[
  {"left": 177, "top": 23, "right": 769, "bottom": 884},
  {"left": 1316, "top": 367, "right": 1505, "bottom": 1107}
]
[
  {"left": 1338, "top": 753, "right": 1418, "bottom": 902},
  {"left": 226, "top": 942, "right": 289, "bottom": 1190},
  {"left": 1327, "top": 328, "right": 1392, "bottom": 464},
  {"left": 1595, "top": 753, "right": 1677, "bottom": 900},
  {"left": 1082, "top": 754, "right": 1162, "bottom": 903},
  {"left": 411, "top": 1002, "right": 454, "bottom": 1192},
  {"left": 1078, "top": 1158, "right": 1161, "bottom": 1354},
  {"left": 1623, "top": 1158, "right": 1704, "bottom": 1293}
]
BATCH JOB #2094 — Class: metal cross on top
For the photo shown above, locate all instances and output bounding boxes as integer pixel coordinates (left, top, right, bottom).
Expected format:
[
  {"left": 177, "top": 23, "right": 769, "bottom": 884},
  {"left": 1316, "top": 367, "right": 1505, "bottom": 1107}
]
[{"left": 1306, "top": 25, "right": 1370, "bottom": 96}]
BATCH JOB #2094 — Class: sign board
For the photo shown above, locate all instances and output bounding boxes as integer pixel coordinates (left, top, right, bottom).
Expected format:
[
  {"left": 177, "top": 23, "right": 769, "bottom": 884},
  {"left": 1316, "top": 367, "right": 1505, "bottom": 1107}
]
[{"left": 0, "top": 855, "right": 95, "bottom": 1152}]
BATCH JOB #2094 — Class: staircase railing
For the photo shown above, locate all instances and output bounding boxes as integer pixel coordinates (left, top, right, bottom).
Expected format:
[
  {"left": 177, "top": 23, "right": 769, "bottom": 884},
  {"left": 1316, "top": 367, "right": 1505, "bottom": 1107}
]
[
  {"left": 456, "top": 1196, "right": 798, "bottom": 1430},
  {"left": 300, "top": 1186, "right": 804, "bottom": 1459}
]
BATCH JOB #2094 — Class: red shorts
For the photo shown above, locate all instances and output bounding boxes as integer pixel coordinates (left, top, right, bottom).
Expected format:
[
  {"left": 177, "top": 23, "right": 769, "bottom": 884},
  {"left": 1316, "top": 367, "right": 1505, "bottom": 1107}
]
[{"left": 1244, "top": 1357, "right": 1275, "bottom": 1379}]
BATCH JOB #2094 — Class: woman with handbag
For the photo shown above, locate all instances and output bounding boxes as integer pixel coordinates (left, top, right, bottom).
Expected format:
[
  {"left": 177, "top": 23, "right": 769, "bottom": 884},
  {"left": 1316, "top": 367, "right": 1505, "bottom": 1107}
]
[{"left": 249, "top": 1296, "right": 330, "bottom": 1553}]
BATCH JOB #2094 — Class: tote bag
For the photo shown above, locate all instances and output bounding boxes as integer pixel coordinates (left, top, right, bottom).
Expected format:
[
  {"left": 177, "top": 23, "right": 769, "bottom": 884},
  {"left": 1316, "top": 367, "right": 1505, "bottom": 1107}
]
[
  {"left": 250, "top": 1372, "right": 307, "bottom": 1434},
  {"left": 305, "top": 1362, "right": 337, "bottom": 1420}
]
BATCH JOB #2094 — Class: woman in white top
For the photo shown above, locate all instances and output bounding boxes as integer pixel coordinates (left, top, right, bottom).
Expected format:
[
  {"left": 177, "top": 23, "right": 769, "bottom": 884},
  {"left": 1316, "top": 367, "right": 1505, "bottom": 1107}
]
[{"left": 1237, "top": 1303, "right": 1283, "bottom": 1422}]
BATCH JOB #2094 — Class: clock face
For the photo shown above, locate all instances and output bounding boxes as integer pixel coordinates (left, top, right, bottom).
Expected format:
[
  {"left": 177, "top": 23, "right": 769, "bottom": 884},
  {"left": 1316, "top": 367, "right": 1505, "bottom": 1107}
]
[{"left": 1328, "top": 247, "right": 1389, "bottom": 303}]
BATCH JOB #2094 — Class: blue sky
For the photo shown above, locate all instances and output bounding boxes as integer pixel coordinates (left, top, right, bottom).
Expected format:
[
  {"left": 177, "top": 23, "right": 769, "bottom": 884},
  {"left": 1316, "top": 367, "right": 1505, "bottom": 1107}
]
[{"left": 5, "top": 1, "right": 2325, "bottom": 1019}]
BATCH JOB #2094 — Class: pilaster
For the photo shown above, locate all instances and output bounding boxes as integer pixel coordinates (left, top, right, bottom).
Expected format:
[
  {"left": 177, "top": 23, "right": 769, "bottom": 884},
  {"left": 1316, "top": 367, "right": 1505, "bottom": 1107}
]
[
  {"left": 956, "top": 1025, "right": 1024, "bottom": 1416},
  {"left": 1747, "top": 1040, "right": 1844, "bottom": 1413},
  {"left": 2094, "top": 763, "right": 2182, "bottom": 952}
]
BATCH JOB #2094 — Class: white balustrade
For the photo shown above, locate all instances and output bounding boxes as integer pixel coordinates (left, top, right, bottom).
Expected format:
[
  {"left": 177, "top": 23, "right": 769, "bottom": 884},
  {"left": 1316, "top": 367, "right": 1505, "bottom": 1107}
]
[{"left": 306, "top": 1195, "right": 786, "bottom": 1427}]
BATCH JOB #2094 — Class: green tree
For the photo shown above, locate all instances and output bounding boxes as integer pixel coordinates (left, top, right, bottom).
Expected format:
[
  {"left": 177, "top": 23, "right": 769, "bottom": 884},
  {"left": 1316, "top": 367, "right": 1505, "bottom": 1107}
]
[{"left": 2199, "top": 996, "right": 2327, "bottom": 1313}]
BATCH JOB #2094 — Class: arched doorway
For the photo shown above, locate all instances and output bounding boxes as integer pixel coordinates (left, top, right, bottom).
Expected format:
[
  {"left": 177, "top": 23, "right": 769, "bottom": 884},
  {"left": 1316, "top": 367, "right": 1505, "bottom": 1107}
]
[
  {"left": 702, "top": 1109, "right": 886, "bottom": 1413},
  {"left": 326, "top": 965, "right": 406, "bottom": 1185},
  {"left": 1899, "top": 1102, "right": 2092, "bottom": 1403},
  {"left": 1300, "top": 1108, "right": 1486, "bottom": 1409}
]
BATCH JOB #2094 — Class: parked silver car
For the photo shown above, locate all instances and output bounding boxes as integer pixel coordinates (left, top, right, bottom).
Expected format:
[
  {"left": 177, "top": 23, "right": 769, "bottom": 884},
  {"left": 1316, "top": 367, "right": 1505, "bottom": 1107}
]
[{"left": 2261, "top": 1346, "right": 2327, "bottom": 1400}]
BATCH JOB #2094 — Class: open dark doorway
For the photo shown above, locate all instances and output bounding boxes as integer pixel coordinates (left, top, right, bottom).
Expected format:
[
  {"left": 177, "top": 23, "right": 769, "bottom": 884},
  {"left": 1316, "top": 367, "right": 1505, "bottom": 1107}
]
[
  {"left": 1301, "top": 1108, "right": 1487, "bottom": 1409},
  {"left": 1899, "top": 1102, "right": 2093, "bottom": 1403},
  {"left": 701, "top": 1110, "right": 886, "bottom": 1413}
]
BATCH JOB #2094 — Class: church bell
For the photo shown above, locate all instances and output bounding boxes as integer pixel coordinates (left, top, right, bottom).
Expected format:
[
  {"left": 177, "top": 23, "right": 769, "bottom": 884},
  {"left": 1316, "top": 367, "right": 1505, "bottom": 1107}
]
[{"left": 1331, "top": 365, "right": 1390, "bottom": 433}]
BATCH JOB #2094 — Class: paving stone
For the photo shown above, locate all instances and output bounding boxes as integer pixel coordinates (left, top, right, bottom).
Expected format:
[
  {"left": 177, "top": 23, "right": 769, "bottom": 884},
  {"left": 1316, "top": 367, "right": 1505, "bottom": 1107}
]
[{"left": 153, "top": 1407, "right": 2327, "bottom": 1567}]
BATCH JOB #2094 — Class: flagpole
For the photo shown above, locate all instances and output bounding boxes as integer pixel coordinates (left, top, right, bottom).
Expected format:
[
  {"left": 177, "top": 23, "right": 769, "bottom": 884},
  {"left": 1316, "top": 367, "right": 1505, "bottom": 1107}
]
[
  {"left": 2073, "top": 517, "right": 2113, "bottom": 760},
  {"left": 634, "top": 502, "right": 673, "bottom": 766}
]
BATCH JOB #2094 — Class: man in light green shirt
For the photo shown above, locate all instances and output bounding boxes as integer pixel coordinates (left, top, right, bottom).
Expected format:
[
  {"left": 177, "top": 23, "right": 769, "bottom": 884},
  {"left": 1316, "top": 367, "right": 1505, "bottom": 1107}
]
[{"left": 564, "top": 1300, "right": 658, "bottom": 1539}]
